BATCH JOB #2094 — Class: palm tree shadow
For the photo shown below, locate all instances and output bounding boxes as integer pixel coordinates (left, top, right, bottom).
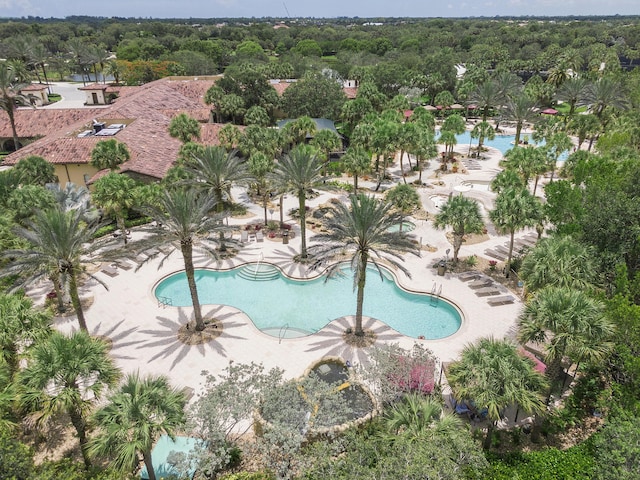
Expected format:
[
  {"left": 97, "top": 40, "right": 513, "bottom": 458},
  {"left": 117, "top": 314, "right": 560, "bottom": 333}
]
[
  {"left": 305, "top": 316, "right": 402, "bottom": 369},
  {"left": 91, "top": 318, "right": 144, "bottom": 361},
  {"left": 136, "top": 306, "right": 248, "bottom": 370}
]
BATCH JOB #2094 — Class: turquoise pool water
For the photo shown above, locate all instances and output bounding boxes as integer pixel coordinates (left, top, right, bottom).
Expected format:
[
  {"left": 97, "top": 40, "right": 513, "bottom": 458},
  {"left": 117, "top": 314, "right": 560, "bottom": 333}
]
[
  {"left": 140, "top": 435, "right": 202, "bottom": 479},
  {"left": 387, "top": 221, "right": 416, "bottom": 233},
  {"left": 154, "top": 265, "right": 462, "bottom": 340},
  {"left": 436, "top": 130, "right": 568, "bottom": 160}
]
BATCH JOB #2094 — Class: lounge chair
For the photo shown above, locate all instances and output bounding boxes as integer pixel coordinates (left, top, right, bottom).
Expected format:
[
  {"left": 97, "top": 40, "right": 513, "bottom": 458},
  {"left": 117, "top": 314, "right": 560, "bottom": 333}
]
[
  {"left": 101, "top": 264, "right": 119, "bottom": 277},
  {"left": 484, "top": 249, "right": 507, "bottom": 261},
  {"left": 114, "top": 259, "right": 134, "bottom": 270},
  {"left": 468, "top": 278, "right": 493, "bottom": 289},
  {"left": 488, "top": 295, "right": 515, "bottom": 306},
  {"left": 240, "top": 230, "right": 249, "bottom": 243},
  {"left": 458, "top": 271, "right": 480, "bottom": 282},
  {"left": 474, "top": 286, "right": 502, "bottom": 297},
  {"left": 256, "top": 231, "right": 264, "bottom": 242}
]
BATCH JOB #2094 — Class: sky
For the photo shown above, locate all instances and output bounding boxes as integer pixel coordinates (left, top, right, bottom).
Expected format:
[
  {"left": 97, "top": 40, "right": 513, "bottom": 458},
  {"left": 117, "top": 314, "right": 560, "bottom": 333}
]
[{"left": 1, "top": 0, "right": 638, "bottom": 19}]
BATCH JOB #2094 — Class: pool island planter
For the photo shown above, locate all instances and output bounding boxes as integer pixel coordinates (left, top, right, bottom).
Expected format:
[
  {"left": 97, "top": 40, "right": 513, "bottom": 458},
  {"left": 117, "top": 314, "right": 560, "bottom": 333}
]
[{"left": 254, "top": 357, "right": 380, "bottom": 440}]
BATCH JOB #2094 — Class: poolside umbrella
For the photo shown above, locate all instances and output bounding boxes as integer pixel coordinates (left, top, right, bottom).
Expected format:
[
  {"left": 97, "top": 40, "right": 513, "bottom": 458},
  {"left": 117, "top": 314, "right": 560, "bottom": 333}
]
[
  {"left": 450, "top": 103, "right": 464, "bottom": 110},
  {"left": 424, "top": 105, "right": 438, "bottom": 111},
  {"left": 541, "top": 108, "right": 558, "bottom": 115}
]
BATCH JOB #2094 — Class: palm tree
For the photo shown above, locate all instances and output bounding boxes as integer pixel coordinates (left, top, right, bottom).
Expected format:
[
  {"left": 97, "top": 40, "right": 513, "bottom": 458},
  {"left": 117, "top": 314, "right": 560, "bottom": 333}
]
[
  {"left": 383, "top": 394, "right": 462, "bottom": 441},
  {"left": 90, "top": 139, "right": 131, "bottom": 171},
  {"left": 342, "top": 146, "right": 371, "bottom": 192},
  {"left": 185, "top": 146, "right": 253, "bottom": 251},
  {"left": 2, "top": 208, "right": 112, "bottom": 331},
  {"left": 168, "top": 113, "right": 201, "bottom": 144},
  {"left": 20, "top": 331, "right": 120, "bottom": 468},
  {"left": 138, "top": 189, "right": 227, "bottom": 331},
  {"left": 434, "top": 195, "right": 485, "bottom": 263},
  {"left": 540, "top": 132, "right": 573, "bottom": 182},
  {"left": 556, "top": 77, "right": 590, "bottom": 121},
  {"left": 518, "top": 286, "right": 615, "bottom": 390},
  {"left": 309, "top": 194, "right": 419, "bottom": 336},
  {"left": 469, "top": 80, "right": 502, "bottom": 123},
  {"left": 470, "top": 121, "right": 495, "bottom": 152},
  {"left": 502, "top": 146, "right": 546, "bottom": 194},
  {"left": 310, "top": 129, "right": 341, "bottom": 176},
  {"left": 438, "top": 130, "right": 457, "bottom": 162},
  {"left": 185, "top": 146, "right": 252, "bottom": 212},
  {"left": 490, "top": 169, "right": 526, "bottom": 194},
  {"left": 92, "top": 173, "right": 138, "bottom": 246},
  {"left": 270, "top": 144, "right": 325, "bottom": 260},
  {"left": 248, "top": 152, "right": 276, "bottom": 226},
  {"left": 0, "top": 293, "right": 51, "bottom": 379},
  {"left": 0, "top": 62, "right": 30, "bottom": 151},
  {"left": 489, "top": 187, "right": 543, "bottom": 275},
  {"left": 568, "top": 114, "right": 600, "bottom": 151},
  {"left": 385, "top": 184, "right": 421, "bottom": 233},
  {"left": 519, "top": 235, "right": 598, "bottom": 294},
  {"left": 447, "top": 337, "right": 547, "bottom": 449},
  {"left": 14, "top": 155, "right": 57, "bottom": 186},
  {"left": 88, "top": 373, "right": 186, "bottom": 480},
  {"left": 503, "top": 94, "right": 538, "bottom": 146},
  {"left": 585, "top": 76, "right": 630, "bottom": 121}
]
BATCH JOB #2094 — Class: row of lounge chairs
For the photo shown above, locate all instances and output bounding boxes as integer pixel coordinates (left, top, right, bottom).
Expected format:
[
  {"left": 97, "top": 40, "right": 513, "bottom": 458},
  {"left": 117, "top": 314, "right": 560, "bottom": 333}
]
[
  {"left": 240, "top": 230, "right": 264, "bottom": 243},
  {"left": 457, "top": 271, "right": 515, "bottom": 306}
]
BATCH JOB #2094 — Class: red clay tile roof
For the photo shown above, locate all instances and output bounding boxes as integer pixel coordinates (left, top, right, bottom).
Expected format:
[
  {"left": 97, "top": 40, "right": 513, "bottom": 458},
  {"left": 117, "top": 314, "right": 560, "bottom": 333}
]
[
  {"left": 3, "top": 77, "right": 218, "bottom": 180},
  {"left": 79, "top": 83, "right": 108, "bottom": 91},
  {"left": 0, "top": 107, "right": 107, "bottom": 139},
  {"left": 21, "top": 84, "right": 49, "bottom": 92}
]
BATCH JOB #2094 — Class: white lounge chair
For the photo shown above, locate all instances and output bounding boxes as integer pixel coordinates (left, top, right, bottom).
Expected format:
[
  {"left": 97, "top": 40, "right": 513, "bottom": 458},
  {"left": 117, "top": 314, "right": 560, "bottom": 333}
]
[
  {"left": 256, "top": 231, "right": 264, "bottom": 242},
  {"left": 488, "top": 295, "right": 515, "bottom": 306},
  {"left": 468, "top": 278, "right": 493, "bottom": 289},
  {"left": 458, "top": 271, "right": 480, "bottom": 282},
  {"left": 241, "top": 230, "right": 249, "bottom": 243},
  {"left": 475, "top": 286, "right": 501, "bottom": 297}
]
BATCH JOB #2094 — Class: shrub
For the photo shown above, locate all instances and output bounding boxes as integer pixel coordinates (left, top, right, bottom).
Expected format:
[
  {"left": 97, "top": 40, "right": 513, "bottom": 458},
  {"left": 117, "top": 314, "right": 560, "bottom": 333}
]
[{"left": 465, "top": 255, "right": 478, "bottom": 267}]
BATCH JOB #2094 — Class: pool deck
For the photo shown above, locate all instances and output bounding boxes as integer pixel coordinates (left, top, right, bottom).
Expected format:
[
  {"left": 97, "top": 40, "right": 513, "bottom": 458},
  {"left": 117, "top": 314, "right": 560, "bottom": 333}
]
[{"left": 45, "top": 125, "right": 544, "bottom": 400}]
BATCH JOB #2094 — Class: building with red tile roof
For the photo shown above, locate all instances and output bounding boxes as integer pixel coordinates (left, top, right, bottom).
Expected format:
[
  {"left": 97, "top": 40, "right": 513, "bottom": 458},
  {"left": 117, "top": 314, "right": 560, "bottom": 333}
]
[{"left": 2, "top": 77, "right": 221, "bottom": 186}]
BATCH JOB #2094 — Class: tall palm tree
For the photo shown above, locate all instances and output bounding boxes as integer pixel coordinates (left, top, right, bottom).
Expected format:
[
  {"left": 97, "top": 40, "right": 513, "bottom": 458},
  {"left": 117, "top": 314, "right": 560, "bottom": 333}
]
[
  {"left": 185, "top": 146, "right": 252, "bottom": 212},
  {"left": 469, "top": 80, "right": 502, "bottom": 123},
  {"left": 270, "top": 144, "right": 325, "bottom": 260},
  {"left": 470, "top": 121, "right": 495, "bottom": 152},
  {"left": 185, "top": 146, "right": 253, "bottom": 251},
  {"left": 503, "top": 94, "right": 538, "bottom": 146},
  {"left": 447, "top": 337, "right": 547, "bottom": 449},
  {"left": 556, "top": 77, "right": 590, "bottom": 121},
  {"left": 20, "top": 331, "right": 120, "bottom": 468},
  {"left": 88, "top": 373, "right": 186, "bottom": 480},
  {"left": 518, "top": 286, "right": 615, "bottom": 390},
  {"left": 2, "top": 208, "right": 112, "bottom": 331},
  {"left": 502, "top": 146, "right": 547, "bottom": 194},
  {"left": 434, "top": 195, "right": 485, "bottom": 263},
  {"left": 309, "top": 194, "right": 419, "bottom": 336},
  {"left": 310, "top": 128, "right": 341, "bottom": 176},
  {"left": 138, "top": 189, "right": 227, "bottom": 331},
  {"left": 342, "top": 146, "right": 371, "bottom": 192},
  {"left": 519, "top": 235, "right": 598, "bottom": 294},
  {"left": 489, "top": 187, "right": 543, "bottom": 275},
  {"left": 585, "top": 76, "right": 630, "bottom": 121},
  {"left": 0, "top": 62, "right": 30, "bottom": 151}
]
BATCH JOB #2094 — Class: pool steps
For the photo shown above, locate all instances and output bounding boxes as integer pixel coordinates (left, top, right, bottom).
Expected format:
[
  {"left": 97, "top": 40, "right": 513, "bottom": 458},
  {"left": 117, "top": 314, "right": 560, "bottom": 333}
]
[{"left": 237, "top": 264, "right": 280, "bottom": 281}]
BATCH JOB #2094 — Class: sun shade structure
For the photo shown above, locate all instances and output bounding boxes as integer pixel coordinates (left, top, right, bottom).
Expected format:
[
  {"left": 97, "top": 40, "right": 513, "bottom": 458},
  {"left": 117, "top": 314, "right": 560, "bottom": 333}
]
[{"left": 541, "top": 108, "right": 558, "bottom": 115}]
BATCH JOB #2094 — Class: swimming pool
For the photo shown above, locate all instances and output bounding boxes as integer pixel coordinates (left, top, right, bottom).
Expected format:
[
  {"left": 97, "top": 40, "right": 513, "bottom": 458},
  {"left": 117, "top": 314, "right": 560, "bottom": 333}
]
[
  {"left": 436, "top": 130, "right": 568, "bottom": 160},
  {"left": 154, "top": 264, "right": 462, "bottom": 340}
]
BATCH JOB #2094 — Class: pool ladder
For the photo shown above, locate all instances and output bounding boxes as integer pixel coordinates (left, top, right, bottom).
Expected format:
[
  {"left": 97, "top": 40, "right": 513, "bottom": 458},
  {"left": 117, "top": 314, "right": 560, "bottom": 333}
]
[
  {"left": 430, "top": 282, "right": 442, "bottom": 306},
  {"left": 157, "top": 296, "right": 173, "bottom": 308},
  {"left": 254, "top": 252, "right": 264, "bottom": 279},
  {"left": 278, "top": 323, "right": 290, "bottom": 344}
]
